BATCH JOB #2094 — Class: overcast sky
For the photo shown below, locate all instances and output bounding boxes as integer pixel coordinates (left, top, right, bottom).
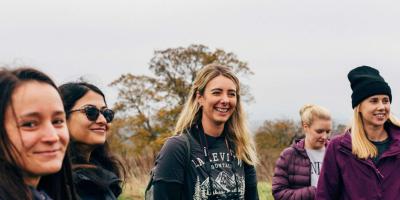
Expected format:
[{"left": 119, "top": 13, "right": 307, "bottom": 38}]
[{"left": 1, "top": 0, "right": 400, "bottom": 128}]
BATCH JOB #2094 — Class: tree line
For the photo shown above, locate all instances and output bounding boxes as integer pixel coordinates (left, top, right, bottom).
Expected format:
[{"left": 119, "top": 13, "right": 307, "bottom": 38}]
[{"left": 106, "top": 44, "right": 346, "bottom": 182}]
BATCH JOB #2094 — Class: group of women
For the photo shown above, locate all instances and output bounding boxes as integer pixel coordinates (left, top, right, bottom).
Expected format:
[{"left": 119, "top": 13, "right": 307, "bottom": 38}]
[
  {"left": 151, "top": 64, "right": 400, "bottom": 200},
  {"left": 0, "top": 68, "right": 125, "bottom": 200},
  {"left": 1, "top": 64, "right": 399, "bottom": 200},
  {"left": 272, "top": 66, "right": 400, "bottom": 199}
]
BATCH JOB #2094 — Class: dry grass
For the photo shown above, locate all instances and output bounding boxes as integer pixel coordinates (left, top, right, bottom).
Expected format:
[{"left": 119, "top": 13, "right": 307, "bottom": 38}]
[
  {"left": 119, "top": 176, "right": 147, "bottom": 199},
  {"left": 118, "top": 150, "right": 155, "bottom": 200}
]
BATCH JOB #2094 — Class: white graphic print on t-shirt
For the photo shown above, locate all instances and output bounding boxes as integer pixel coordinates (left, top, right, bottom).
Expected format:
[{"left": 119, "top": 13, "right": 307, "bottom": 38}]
[
  {"left": 191, "top": 150, "right": 245, "bottom": 199},
  {"left": 305, "top": 147, "right": 326, "bottom": 187}
]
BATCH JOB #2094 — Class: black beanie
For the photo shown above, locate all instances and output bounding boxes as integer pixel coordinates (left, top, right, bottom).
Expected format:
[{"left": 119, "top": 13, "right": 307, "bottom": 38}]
[{"left": 348, "top": 66, "right": 392, "bottom": 108}]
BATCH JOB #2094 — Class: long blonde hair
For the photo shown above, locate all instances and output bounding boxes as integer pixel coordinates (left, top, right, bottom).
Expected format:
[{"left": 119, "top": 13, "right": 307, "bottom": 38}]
[
  {"left": 351, "top": 105, "right": 400, "bottom": 159},
  {"left": 174, "top": 63, "right": 258, "bottom": 165}
]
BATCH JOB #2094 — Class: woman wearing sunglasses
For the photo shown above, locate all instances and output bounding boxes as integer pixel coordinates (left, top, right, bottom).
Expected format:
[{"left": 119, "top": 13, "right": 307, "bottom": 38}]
[
  {"left": 0, "top": 67, "right": 77, "bottom": 200},
  {"left": 151, "top": 64, "right": 259, "bottom": 199},
  {"left": 59, "top": 82, "right": 125, "bottom": 200}
]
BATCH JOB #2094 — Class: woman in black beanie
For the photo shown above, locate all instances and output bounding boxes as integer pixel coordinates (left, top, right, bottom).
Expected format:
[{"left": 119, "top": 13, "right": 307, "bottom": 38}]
[{"left": 316, "top": 66, "right": 400, "bottom": 199}]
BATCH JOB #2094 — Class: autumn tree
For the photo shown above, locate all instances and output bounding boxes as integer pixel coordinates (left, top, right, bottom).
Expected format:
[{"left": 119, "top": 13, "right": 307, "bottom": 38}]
[
  {"left": 254, "top": 119, "right": 302, "bottom": 181},
  {"left": 109, "top": 44, "right": 253, "bottom": 155}
]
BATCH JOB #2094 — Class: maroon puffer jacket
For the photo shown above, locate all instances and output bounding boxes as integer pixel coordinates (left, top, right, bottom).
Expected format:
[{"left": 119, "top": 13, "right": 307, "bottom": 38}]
[{"left": 272, "top": 139, "right": 316, "bottom": 200}]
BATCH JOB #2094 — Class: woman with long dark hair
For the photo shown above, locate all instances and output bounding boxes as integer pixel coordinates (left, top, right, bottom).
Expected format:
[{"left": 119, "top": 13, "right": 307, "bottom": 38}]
[
  {"left": 151, "top": 64, "right": 259, "bottom": 199},
  {"left": 0, "top": 67, "right": 77, "bottom": 200},
  {"left": 59, "top": 82, "right": 126, "bottom": 200}
]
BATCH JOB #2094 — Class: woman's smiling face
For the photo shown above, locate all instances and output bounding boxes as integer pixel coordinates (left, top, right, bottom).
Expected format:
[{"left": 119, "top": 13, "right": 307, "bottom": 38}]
[
  {"left": 359, "top": 94, "right": 390, "bottom": 128},
  {"left": 198, "top": 75, "right": 238, "bottom": 126},
  {"left": 4, "top": 81, "right": 69, "bottom": 184},
  {"left": 67, "top": 90, "right": 109, "bottom": 145}
]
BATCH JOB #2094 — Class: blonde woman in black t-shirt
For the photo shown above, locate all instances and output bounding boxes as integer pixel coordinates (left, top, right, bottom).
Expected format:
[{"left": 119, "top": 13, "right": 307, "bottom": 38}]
[{"left": 151, "top": 64, "right": 259, "bottom": 200}]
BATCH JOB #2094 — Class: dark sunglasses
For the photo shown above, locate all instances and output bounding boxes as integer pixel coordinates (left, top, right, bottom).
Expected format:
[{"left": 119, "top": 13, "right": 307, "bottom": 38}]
[{"left": 69, "top": 105, "right": 114, "bottom": 123}]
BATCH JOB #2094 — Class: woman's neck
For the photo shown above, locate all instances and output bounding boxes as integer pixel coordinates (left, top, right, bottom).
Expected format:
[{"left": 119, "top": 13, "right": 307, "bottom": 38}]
[
  {"left": 304, "top": 138, "right": 324, "bottom": 150},
  {"left": 364, "top": 123, "right": 388, "bottom": 142},
  {"left": 75, "top": 142, "right": 95, "bottom": 163},
  {"left": 304, "top": 139, "right": 313, "bottom": 150},
  {"left": 24, "top": 174, "right": 41, "bottom": 188},
  {"left": 201, "top": 118, "right": 224, "bottom": 137}
]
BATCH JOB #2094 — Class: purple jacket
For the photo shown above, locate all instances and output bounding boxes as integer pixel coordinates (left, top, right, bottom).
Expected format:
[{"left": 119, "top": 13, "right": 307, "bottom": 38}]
[
  {"left": 272, "top": 139, "right": 316, "bottom": 200},
  {"left": 316, "top": 124, "right": 400, "bottom": 200}
]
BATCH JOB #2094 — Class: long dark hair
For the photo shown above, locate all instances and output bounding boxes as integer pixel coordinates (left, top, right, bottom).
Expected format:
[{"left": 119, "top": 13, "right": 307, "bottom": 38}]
[
  {"left": 0, "top": 67, "right": 78, "bottom": 200},
  {"left": 59, "top": 82, "right": 126, "bottom": 183}
]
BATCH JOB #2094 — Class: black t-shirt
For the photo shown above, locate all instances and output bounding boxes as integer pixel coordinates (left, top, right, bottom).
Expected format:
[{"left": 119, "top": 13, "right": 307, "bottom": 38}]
[
  {"left": 153, "top": 125, "right": 258, "bottom": 199},
  {"left": 371, "top": 137, "right": 391, "bottom": 164},
  {"left": 370, "top": 124, "right": 392, "bottom": 164}
]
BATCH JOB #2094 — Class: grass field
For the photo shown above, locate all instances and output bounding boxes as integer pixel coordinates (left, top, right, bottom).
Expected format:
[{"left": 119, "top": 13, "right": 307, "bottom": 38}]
[
  {"left": 257, "top": 182, "right": 274, "bottom": 200},
  {"left": 118, "top": 181, "right": 273, "bottom": 200}
]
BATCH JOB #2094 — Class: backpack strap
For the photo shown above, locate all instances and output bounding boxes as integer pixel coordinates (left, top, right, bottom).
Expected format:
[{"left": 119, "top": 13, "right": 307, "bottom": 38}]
[
  {"left": 183, "top": 130, "right": 192, "bottom": 170},
  {"left": 180, "top": 131, "right": 192, "bottom": 198}
]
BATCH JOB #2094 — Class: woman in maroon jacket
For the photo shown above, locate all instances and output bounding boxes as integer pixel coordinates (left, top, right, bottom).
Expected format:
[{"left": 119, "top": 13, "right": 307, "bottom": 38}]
[
  {"left": 272, "top": 104, "right": 332, "bottom": 200},
  {"left": 316, "top": 66, "right": 400, "bottom": 199}
]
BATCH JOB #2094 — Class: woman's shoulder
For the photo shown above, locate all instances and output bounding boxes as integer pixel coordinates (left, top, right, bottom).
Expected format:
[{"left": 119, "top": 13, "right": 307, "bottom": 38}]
[
  {"left": 158, "top": 134, "right": 190, "bottom": 155},
  {"left": 73, "top": 165, "right": 120, "bottom": 185},
  {"left": 152, "top": 134, "right": 191, "bottom": 183},
  {"left": 280, "top": 145, "right": 297, "bottom": 157},
  {"left": 167, "top": 133, "right": 189, "bottom": 144},
  {"left": 274, "top": 146, "right": 299, "bottom": 168},
  {"left": 73, "top": 166, "right": 122, "bottom": 198},
  {"left": 152, "top": 133, "right": 192, "bottom": 172},
  {"left": 329, "top": 132, "right": 350, "bottom": 146}
]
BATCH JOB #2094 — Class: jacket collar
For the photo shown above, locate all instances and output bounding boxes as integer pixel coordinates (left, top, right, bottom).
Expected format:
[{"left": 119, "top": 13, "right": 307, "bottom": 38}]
[
  {"left": 291, "top": 139, "right": 307, "bottom": 157},
  {"left": 292, "top": 139, "right": 306, "bottom": 151},
  {"left": 383, "top": 124, "right": 400, "bottom": 156},
  {"left": 29, "top": 186, "right": 53, "bottom": 200},
  {"left": 73, "top": 166, "right": 122, "bottom": 194},
  {"left": 292, "top": 138, "right": 329, "bottom": 156},
  {"left": 338, "top": 131, "right": 352, "bottom": 150}
]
